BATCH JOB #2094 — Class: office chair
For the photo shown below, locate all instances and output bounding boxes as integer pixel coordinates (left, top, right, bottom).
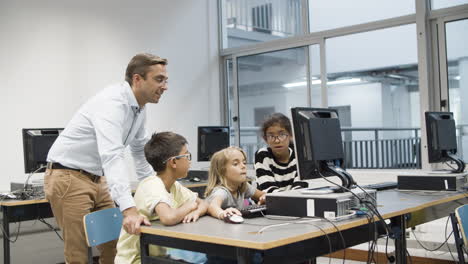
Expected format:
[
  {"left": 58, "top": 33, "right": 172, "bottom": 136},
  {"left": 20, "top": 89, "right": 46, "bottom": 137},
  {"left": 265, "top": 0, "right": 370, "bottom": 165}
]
[
  {"left": 83, "top": 207, "right": 123, "bottom": 264},
  {"left": 451, "top": 204, "right": 468, "bottom": 263}
]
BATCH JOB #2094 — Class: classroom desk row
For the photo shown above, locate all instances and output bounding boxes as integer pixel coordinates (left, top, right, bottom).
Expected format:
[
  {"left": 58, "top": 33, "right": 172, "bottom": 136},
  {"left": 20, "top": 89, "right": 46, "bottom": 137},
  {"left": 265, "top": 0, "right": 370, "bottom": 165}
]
[
  {"left": 139, "top": 190, "right": 468, "bottom": 264},
  {"left": 0, "top": 179, "right": 208, "bottom": 264},
  {"left": 2, "top": 182, "right": 466, "bottom": 264}
]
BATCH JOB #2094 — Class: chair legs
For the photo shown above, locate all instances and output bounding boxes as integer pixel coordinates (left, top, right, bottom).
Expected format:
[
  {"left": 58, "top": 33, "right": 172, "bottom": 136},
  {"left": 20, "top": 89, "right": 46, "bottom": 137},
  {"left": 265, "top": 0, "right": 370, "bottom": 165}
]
[
  {"left": 87, "top": 247, "right": 94, "bottom": 264},
  {"left": 450, "top": 213, "right": 466, "bottom": 264}
]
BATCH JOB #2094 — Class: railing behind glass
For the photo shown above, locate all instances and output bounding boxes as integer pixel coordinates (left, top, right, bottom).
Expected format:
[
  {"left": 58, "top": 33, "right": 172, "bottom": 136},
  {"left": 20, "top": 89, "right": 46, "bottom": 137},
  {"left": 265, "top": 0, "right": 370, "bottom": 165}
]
[
  {"left": 225, "top": 0, "right": 302, "bottom": 36},
  {"left": 238, "top": 125, "right": 468, "bottom": 169}
]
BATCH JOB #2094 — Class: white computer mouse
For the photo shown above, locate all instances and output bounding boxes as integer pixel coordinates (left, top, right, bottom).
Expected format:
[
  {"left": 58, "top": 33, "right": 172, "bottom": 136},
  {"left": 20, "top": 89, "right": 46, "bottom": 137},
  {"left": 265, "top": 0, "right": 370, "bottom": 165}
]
[{"left": 225, "top": 214, "right": 244, "bottom": 224}]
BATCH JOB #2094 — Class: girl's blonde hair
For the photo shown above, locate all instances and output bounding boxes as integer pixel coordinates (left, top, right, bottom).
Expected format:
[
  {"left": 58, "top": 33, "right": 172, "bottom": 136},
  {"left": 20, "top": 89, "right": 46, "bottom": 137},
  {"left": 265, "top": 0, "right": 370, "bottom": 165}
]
[{"left": 204, "top": 146, "right": 248, "bottom": 197}]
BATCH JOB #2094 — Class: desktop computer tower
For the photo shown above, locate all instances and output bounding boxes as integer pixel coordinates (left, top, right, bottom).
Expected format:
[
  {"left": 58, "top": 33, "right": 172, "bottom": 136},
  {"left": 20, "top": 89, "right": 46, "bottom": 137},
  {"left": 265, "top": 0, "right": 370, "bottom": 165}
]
[
  {"left": 266, "top": 188, "right": 376, "bottom": 218},
  {"left": 397, "top": 172, "right": 467, "bottom": 191}
]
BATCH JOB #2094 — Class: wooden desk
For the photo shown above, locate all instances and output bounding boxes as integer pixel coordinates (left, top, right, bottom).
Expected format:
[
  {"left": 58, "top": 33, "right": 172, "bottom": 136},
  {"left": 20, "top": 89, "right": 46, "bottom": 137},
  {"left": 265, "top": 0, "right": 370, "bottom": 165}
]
[
  {"left": 140, "top": 190, "right": 467, "bottom": 264},
  {"left": 0, "top": 180, "right": 207, "bottom": 264},
  {"left": 0, "top": 198, "right": 52, "bottom": 264}
]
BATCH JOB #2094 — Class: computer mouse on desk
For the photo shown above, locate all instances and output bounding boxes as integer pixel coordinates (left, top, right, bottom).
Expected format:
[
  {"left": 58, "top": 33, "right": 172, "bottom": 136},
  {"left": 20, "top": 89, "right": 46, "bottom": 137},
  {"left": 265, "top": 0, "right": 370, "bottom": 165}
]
[
  {"left": 224, "top": 214, "right": 244, "bottom": 224},
  {"left": 189, "top": 177, "right": 201, "bottom": 182}
]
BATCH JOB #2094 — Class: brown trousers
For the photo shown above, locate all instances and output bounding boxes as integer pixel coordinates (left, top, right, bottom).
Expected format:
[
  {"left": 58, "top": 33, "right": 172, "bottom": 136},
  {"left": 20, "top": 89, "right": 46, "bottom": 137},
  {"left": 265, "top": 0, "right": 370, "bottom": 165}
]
[{"left": 44, "top": 168, "right": 117, "bottom": 264}]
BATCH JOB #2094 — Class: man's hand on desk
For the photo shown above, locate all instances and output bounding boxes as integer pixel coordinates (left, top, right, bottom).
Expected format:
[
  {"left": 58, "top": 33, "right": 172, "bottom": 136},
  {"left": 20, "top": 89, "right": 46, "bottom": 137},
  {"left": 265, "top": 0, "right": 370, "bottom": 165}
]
[{"left": 122, "top": 206, "right": 151, "bottom": 235}]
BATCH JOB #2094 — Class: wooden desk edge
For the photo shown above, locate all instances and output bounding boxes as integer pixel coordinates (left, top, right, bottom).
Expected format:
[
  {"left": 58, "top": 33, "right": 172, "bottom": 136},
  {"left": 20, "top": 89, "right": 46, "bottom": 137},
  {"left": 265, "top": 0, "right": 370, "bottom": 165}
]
[{"left": 0, "top": 198, "right": 48, "bottom": 206}]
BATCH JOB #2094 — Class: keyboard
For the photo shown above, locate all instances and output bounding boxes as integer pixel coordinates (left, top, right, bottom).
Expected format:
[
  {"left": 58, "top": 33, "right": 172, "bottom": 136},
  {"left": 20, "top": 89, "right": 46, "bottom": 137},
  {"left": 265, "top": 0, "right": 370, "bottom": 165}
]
[
  {"left": 362, "top": 182, "right": 398, "bottom": 191},
  {"left": 240, "top": 204, "right": 267, "bottom": 218}
]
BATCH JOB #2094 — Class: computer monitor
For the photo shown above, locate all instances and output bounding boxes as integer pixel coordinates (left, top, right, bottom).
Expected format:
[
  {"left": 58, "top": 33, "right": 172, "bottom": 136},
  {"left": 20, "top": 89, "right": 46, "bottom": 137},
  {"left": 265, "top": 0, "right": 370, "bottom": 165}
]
[
  {"left": 197, "top": 126, "right": 230, "bottom": 161},
  {"left": 425, "top": 111, "right": 465, "bottom": 173},
  {"left": 291, "top": 107, "right": 355, "bottom": 190},
  {"left": 22, "top": 128, "right": 62, "bottom": 173}
]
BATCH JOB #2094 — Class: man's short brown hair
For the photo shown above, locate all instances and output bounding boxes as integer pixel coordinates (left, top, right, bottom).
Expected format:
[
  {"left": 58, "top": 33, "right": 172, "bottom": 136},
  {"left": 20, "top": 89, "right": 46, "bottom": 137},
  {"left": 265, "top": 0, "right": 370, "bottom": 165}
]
[
  {"left": 125, "top": 53, "right": 168, "bottom": 86},
  {"left": 144, "top": 132, "right": 187, "bottom": 173}
]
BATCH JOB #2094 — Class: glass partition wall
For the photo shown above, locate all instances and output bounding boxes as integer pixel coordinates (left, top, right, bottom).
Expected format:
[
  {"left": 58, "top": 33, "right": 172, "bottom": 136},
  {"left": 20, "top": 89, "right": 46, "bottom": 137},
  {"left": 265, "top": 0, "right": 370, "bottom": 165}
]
[{"left": 219, "top": 0, "right": 468, "bottom": 168}]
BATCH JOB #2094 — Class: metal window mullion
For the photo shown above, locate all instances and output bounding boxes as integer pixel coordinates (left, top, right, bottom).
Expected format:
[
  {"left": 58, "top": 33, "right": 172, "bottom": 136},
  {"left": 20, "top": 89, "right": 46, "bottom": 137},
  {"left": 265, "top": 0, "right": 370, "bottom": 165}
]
[
  {"left": 320, "top": 38, "right": 327, "bottom": 107},
  {"left": 437, "top": 17, "right": 449, "bottom": 111},
  {"left": 430, "top": 18, "right": 442, "bottom": 111},
  {"left": 428, "top": 3, "right": 468, "bottom": 20},
  {"left": 220, "top": 57, "right": 230, "bottom": 126},
  {"left": 416, "top": 0, "right": 433, "bottom": 171},
  {"left": 218, "top": 0, "right": 228, "bottom": 52},
  {"left": 301, "top": 0, "right": 310, "bottom": 34},
  {"left": 232, "top": 57, "right": 240, "bottom": 147},
  {"left": 305, "top": 46, "right": 312, "bottom": 107}
]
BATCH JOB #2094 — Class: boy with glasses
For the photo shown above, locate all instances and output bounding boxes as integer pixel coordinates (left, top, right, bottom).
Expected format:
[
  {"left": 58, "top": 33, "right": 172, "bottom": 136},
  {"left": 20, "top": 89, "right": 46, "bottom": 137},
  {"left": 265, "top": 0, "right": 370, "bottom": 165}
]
[
  {"left": 115, "top": 132, "right": 208, "bottom": 264},
  {"left": 255, "top": 113, "right": 308, "bottom": 193}
]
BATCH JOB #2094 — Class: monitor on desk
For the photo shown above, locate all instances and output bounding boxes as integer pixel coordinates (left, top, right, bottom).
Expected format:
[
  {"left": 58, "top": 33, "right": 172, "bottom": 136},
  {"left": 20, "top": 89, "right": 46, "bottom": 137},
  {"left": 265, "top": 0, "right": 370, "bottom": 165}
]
[
  {"left": 197, "top": 126, "right": 230, "bottom": 162},
  {"left": 22, "top": 128, "right": 62, "bottom": 173},
  {"left": 291, "top": 107, "right": 355, "bottom": 191},
  {"left": 425, "top": 111, "right": 465, "bottom": 173}
]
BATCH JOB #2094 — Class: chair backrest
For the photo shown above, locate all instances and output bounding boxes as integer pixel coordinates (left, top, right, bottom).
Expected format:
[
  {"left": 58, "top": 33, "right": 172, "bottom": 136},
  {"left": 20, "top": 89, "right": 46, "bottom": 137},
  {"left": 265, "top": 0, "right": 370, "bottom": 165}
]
[
  {"left": 83, "top": 207, "right": 123, "bottom": 247},
  {"left": 455, "top": 204, "right": 468, "bottom": 248}
]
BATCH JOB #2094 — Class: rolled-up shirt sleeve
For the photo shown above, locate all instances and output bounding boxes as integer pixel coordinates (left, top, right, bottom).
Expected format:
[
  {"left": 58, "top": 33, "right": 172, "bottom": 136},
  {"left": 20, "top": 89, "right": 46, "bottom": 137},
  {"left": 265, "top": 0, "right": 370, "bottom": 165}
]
[
  {"left": 92, "top": 104, "right": 135, "bottom": 211},
  {"left": 129, "top": 111, "right": 154, "bottom": 181}
]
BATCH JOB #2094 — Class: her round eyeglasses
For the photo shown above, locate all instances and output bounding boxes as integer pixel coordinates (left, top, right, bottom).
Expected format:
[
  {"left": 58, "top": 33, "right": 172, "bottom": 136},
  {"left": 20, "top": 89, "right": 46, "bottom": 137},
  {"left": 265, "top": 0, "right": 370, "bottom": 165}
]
[{"left": 266, "top": 133, "right": 289, "bottom": 142}]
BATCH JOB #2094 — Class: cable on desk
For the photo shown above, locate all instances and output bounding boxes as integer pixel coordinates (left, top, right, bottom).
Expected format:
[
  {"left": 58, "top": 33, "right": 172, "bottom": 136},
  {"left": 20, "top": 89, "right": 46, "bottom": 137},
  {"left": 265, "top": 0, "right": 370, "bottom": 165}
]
[
  {"left": 444, "top": 161, "right": 457, "bottom": 171},
  {"left": 38, "top": 217, "right": 63, "bottom": 241},
  {"left": 410, "top": 216, "right": 452, "bottom": 252},
  {"left": 318, "top": 171, "right": 397, "bottom": 263},
  {"left": 256, "top": 222, "right": 293, "bottom": 234},
  {"left": 318, "top": 171, "right": 393, "bottom": 237},
  {"left": 297, "top": 221, "right": 333, "bottom": 264},
  {"left": 445, "top": 213, "right": 458, "bottom": 263},
  {"left": 363, "top": 211, "right": 380, "bottom": 264},
  {"left": 255, "top": 219, "right": 334, "bottom": 264},
  {"left": 0, "top": 218, "right": 22, "bottom": 243},
  {"left": 405, "top": 248, "right": 413, "bottom": 264},
  {"left": 307, "top": 216, "right": 346, "bottom": 264}
]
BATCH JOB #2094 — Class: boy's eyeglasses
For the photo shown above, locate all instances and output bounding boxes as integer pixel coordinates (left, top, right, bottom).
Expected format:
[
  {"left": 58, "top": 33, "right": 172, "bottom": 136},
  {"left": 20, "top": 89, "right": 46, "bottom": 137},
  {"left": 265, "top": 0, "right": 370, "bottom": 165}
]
[
  {"left": 163, "top": 153, "right": 192, "bottom": 164},
  {"left": 266, "top": 133, "right": 289, "bottom": 142}
]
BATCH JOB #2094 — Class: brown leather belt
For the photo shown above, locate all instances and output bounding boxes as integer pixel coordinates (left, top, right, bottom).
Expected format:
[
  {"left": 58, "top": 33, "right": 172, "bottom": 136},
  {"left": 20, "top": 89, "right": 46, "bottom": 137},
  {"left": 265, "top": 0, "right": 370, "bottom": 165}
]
[{"left": 47, "top": 162, "right": 101, "bottom": 183}]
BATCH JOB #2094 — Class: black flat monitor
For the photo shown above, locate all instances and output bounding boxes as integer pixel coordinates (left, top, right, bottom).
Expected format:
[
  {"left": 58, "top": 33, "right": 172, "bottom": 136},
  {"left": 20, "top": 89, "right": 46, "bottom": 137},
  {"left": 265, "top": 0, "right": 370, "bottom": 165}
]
[
  {"left": 291, "top": 107, "right": 355, "bottom": 190},
  {"left": 425, "top": 112, "right": 465, "bottom": 173},
  {"left": 197, "top": 126, "right": 230, "bottom": 161},
  {"left": 22, "top": 128, "right": 62, "bottom": 173}
]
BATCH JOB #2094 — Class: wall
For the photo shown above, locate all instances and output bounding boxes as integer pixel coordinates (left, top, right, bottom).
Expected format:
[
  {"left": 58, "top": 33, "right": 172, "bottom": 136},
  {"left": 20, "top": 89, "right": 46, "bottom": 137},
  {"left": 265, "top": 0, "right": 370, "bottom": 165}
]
[{"left": 0, "top": 0, "right": 220, "bottom": 190}]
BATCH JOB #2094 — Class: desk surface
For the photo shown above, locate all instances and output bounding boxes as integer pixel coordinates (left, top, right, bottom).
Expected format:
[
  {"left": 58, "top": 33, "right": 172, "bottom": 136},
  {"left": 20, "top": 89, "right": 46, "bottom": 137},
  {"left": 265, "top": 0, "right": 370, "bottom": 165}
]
[
  {"left": 0, "top": 179, "right": 207, "bottom": 207},
  {"left": 140, "top": 190, "right": 467, "bottom": 250}
]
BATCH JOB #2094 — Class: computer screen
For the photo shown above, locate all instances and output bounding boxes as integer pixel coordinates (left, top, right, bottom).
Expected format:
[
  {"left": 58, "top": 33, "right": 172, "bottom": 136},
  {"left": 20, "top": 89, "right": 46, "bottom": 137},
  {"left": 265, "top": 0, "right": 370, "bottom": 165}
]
[
  {"left": 425, "top": 111, "right": 465, "bottom": 172},
  {"left": 197, "top": 126, "right": 230, "bottom": 161},
  {"left": 22, "top": 128, "right": 62, "bottom": 173},
  {"left": 291, "top": 107, "right": 354, "bottom": 189}
]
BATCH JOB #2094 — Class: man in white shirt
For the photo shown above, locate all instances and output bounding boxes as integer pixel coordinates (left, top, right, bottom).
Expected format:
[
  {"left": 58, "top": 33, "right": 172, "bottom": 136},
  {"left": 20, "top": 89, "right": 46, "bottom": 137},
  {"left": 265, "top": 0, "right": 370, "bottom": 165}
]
[{"left": 45, "top": 53, "right": 168, "bottom": 264}]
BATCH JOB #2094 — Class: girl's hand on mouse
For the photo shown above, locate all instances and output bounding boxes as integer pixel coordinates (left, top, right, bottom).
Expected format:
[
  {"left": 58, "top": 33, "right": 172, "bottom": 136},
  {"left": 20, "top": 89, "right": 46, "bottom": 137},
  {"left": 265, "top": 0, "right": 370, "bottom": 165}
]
[{"left": 218, "top": 207, "right": 241, "bottom": 219}]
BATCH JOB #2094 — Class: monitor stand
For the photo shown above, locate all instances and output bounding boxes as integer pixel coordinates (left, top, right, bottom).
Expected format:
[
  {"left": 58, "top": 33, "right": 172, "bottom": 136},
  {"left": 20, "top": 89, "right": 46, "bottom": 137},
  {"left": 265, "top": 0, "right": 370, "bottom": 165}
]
[
  {"left": 427, "top": 169, "right": 454, "bottom": 174},
  {"left": 300, "top": 185, "right": 342, "bottom": 194}
]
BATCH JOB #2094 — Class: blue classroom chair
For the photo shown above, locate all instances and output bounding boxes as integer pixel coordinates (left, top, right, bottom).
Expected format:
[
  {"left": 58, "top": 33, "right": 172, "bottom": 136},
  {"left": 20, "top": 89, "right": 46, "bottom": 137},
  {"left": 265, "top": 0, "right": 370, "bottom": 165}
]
[
  {"left": 451, "top": 204, "right": 468, "bottom": 263},
  {"left": 83, "top": 208, "right": 123, "bottom": 264}
]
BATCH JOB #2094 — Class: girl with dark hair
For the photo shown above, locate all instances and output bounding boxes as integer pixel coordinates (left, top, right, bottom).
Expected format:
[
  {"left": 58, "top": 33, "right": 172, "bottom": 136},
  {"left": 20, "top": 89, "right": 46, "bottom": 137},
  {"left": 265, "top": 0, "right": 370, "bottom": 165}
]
[{"left": 255, "top": 113, "right": 308, "bottom": 193}]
